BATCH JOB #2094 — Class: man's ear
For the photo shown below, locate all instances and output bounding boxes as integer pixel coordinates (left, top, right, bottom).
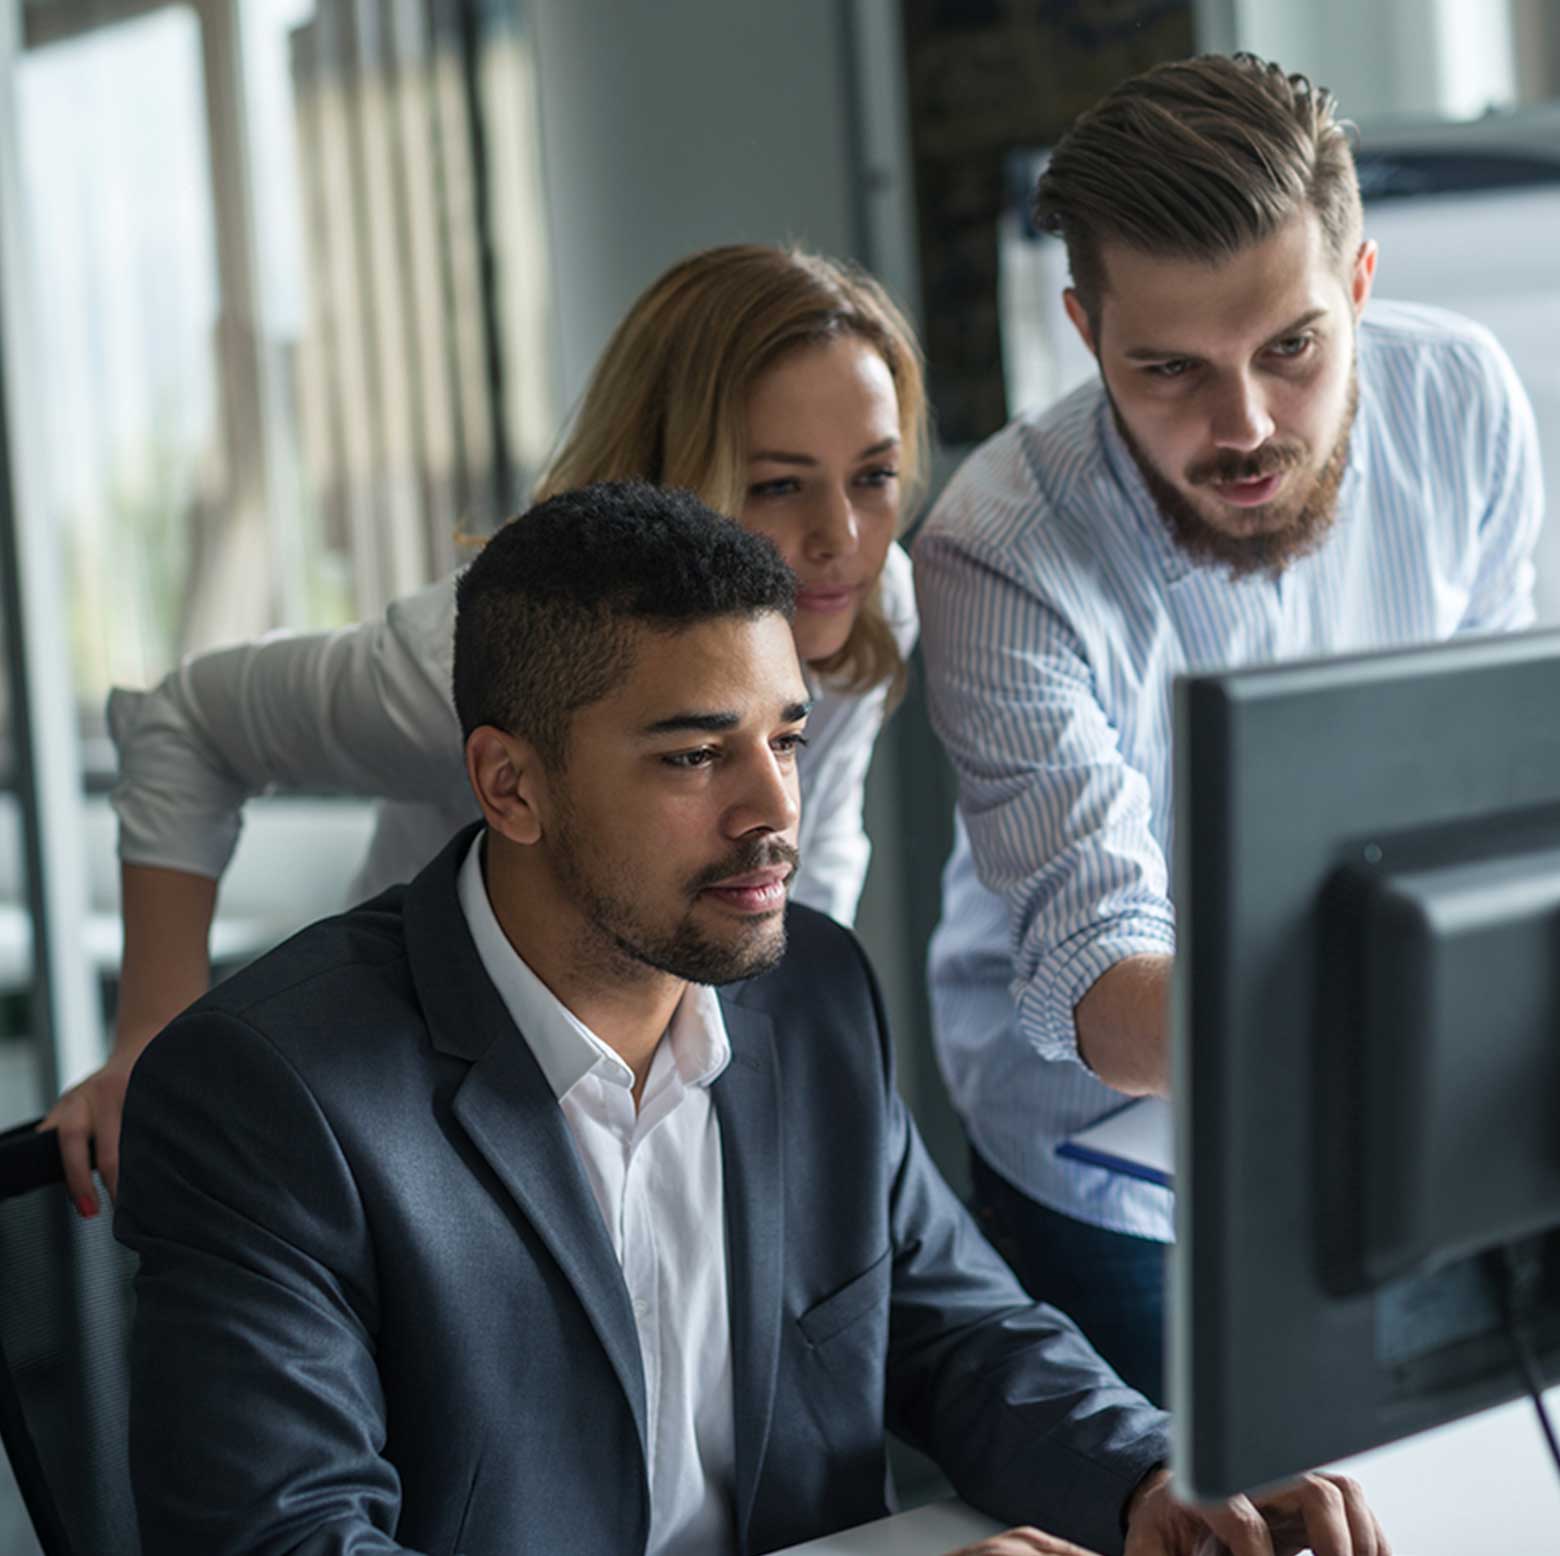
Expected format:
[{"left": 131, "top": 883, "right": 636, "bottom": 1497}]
[
  {"left": 464, "top": 725, "right": 548, "bottom": 846},
  {"left": 1350, "top": 238, "right": 1379, "bottom": 317},
  {"left": 1063, "top": 288, "right": 1097, "bottom": 356}
]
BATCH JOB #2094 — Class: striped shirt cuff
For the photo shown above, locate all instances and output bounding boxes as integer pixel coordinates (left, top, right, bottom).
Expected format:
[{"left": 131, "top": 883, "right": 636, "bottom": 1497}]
[{"left": 1017, "top": 915, "right": 1177, "bottom": 1063}]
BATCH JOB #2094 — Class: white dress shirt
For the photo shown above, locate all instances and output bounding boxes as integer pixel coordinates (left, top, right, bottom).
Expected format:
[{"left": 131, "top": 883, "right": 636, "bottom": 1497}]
[{"left": 456, "top": 835, "right": 736, "bottom": 1555}]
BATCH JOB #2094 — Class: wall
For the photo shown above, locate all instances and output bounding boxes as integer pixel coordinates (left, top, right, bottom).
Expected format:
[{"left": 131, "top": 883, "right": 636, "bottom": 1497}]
[
  {"left": 527, "top": 0, "right": 861, "bottom": 412},
  {"left": 1222, "top": 0, "right": 1518, "bottom": 124}
]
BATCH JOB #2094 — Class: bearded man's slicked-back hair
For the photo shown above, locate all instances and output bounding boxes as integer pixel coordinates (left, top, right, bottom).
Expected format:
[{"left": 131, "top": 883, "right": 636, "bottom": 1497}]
[
  {"left": 453, "top": 481, "right": 797, "bottom": 768},
  {"left": 1033, "top": 52, "right": 1363, "bottom": 329}
]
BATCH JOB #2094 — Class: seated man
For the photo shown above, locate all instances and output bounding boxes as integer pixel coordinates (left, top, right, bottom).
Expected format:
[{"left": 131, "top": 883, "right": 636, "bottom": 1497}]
[{"left": 117, "top": 482, "right": 1378, "bottom": 1556}]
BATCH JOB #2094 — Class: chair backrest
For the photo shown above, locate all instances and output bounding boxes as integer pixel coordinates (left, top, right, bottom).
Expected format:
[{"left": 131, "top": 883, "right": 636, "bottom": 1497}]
[{"left": 0, "top": 1122, "right": 139, "bottom": 1556}]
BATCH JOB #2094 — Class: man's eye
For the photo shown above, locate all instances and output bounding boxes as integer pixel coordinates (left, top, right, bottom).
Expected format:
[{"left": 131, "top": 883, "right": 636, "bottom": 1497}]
[
  {"left": 773, "top": 733, "right": 810, "bottom": 757},
  {"left": 1145, "top": 359, "right": 1193, "bottom": 380},
  {"left": 1269, "top": 333, "right": 1315, "bottom": 360},
  {"left": 663, "top": 748, "right": 717, "bottom": 770}
]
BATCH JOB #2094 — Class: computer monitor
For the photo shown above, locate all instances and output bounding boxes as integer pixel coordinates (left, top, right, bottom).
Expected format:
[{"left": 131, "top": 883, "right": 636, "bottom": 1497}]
[{"left": 1171, "top": 630, "right": 1560, "bottom": 1499}]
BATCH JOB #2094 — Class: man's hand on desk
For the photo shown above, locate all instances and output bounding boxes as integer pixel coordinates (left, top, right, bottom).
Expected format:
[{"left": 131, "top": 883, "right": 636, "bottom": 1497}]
[
  {"left": 1124, "top": 1467, "right": 1390, "bottom": 1556},
  {"left": 945, "top": 1467, "right": 1390, "bottom": 1556}
]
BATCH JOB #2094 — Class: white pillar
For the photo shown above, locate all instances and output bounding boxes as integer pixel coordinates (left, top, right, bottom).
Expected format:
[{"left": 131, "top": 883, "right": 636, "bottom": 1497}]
[{"left": 0, "top": 0, "right": 106, "bottom": 1093}]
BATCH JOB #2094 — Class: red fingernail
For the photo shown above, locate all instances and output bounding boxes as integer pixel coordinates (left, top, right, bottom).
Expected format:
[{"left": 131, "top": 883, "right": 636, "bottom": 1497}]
[{"left": 75, "top": 1196, "right": 98, "bottom": 1218}]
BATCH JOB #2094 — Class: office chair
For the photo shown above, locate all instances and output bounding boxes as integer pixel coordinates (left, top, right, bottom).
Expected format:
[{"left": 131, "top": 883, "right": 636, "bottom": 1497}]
[{"left": 0, "top": 1120, "right": 139, "bottom": 1556}]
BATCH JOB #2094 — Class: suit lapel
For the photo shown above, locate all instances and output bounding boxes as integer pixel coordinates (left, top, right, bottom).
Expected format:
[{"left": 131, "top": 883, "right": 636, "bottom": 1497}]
[
  {"left": 450, "top": 1044, "right": 648, "bottom": 1445},
  {"left": 404, "top": 827, "right": 648, "bottom": 1455},
  {"left": 713, "top": 996, "right": 785, "bottom": 1554}
]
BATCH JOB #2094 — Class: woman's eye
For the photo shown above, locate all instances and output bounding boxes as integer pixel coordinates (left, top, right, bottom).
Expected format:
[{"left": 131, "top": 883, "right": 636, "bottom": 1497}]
[
  {"left": 748, "top": 477, "right": 801, "bottom": 499},
  {"left": 856, "top": 466, "right": 899, "bottom": 489}
]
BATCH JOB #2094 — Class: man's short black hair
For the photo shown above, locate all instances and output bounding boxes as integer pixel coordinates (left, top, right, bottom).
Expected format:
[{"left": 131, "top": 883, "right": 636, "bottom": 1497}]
[{"left": 453, "top": 480, "right": 797, "bottom": 767}]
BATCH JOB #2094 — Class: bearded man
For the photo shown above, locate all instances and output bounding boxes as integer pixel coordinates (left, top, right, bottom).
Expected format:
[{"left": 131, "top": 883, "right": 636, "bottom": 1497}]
[{"left": 913, "top": 52, "right": 1544, "bottom": 1406}]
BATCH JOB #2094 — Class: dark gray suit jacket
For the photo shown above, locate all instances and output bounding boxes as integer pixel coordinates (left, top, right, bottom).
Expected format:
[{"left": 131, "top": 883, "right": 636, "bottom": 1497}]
[{"left": 117, "top": 825, "right": 1168, "bottom": 1556}]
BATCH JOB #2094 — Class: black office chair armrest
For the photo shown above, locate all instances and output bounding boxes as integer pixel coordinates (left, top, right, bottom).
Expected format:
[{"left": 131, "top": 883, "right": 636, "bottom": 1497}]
[
  {"left": 0, "top": 1121, "right": 68, "bottom": 1199},
  {"left": 0, "top": 1115, "right": 135, "bottom": 1555}
]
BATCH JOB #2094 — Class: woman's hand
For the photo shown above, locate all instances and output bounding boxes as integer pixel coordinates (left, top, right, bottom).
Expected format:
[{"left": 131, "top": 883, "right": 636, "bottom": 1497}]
[
  {"left": 37, "top": 1040, "right": 147, "bottom": 1214},
  {"left": 38, "top": 862, "right": 218, "bottom": 1215}
]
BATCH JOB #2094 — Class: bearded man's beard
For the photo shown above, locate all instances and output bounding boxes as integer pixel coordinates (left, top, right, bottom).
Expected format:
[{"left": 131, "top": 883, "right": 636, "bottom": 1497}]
[{"left": 1112, "top": 372, "right": 1358, "bottom": 580}]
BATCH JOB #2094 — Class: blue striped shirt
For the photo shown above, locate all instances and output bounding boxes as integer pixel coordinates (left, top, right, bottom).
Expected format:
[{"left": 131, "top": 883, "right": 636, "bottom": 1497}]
[{"left": 914, "top": 300, "right": 1544, "bottom": 1241}]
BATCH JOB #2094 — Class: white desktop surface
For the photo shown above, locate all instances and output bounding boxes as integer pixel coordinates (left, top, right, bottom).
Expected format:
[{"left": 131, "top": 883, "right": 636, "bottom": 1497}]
[
  {"left": 773, "top": 1498, "right": 1002, "bottom": 1554},
  {"left": 1323, "top": 1386, "right": 1560, "bottom": 1551},
  {"left": 771, "top": 1386, "right": 1560, "bottom": 1554}
]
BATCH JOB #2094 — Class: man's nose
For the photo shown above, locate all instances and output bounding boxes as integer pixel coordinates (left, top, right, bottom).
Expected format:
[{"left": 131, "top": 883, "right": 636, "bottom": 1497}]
[
  {"left": 727, "top": 747, "right": 801, "bottom": 838},
  {"left": 1209, "top": 373, "right": 1275, "bottom": 452}
]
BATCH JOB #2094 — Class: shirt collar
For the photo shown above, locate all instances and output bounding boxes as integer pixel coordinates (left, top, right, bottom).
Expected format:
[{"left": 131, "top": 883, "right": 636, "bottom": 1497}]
[{"left": 456, "top": 833, "right": 731, "bottom": 1102}]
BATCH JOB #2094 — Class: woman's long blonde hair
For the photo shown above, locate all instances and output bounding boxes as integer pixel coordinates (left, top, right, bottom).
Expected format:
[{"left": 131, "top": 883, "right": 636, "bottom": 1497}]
[{"left": 534, "top": 244, "right": 928, "bottom": 696}]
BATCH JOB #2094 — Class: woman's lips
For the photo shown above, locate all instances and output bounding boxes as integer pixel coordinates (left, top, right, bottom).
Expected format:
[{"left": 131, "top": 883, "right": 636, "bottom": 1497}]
[
  {"left": 796, "top": 583, "right": 860, "bottom": 614},
  {"left": 1210, "top": 471, "right": 1284, "bottom": 507}
]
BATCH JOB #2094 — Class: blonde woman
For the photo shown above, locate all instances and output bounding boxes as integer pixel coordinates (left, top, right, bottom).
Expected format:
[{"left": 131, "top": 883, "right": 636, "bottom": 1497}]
[{"left": 46, "top": 244, "right": 928, "bottom": 1211}]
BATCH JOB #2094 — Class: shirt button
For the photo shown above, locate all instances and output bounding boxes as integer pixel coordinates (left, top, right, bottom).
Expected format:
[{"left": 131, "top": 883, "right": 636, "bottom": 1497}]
[{"left": 633, "top": 1298, "right": 650, "bottom": 1318}]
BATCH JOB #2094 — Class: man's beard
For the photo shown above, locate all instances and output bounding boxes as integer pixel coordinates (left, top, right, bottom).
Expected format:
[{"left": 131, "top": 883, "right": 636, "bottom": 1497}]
[
  {"left": 551, "top": 815, "right": 797, "bottom": 987},
  {"left": 1112, "top": 371, "right": 1358, "bottom": 581}
]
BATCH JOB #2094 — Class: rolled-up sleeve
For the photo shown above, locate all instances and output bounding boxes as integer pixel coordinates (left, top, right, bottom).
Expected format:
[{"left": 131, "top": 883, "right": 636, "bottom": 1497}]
[
  {"left": 915, "top": 491, "right": 1174, "bottom": 1064},
  {"left": 110, "top": 574, "right": 465, "bottom": 879}
]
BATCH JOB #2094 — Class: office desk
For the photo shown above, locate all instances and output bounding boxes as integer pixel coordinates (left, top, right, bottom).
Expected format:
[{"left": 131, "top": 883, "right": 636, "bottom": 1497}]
[
  {"left": 773, "top": 1385, "right": 1560, "bottom": 1553},
  {"left": 1320, "top": 1384, "right": 1560, "bottom": 1551},
  {"left": 775, "top": 1498, "right": 1001, "bottom": 1554}
]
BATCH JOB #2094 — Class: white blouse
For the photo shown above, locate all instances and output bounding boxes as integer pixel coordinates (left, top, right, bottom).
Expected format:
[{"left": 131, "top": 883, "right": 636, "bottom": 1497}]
[{"left": 109, "top": 542, "right": 918, "bottom": 927}]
